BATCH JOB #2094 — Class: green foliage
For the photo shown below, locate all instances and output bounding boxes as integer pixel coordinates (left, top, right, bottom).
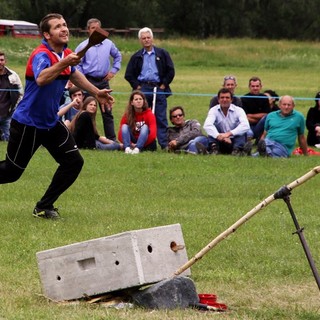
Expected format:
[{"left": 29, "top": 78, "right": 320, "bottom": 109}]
[{"left": 0, "top": 37, "right": 320, "bottom": 319}]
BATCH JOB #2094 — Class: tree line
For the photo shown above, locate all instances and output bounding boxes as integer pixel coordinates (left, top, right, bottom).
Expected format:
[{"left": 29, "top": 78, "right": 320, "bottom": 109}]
[{"left": 2, "top": 0, "right": 320, "bottom": 40}]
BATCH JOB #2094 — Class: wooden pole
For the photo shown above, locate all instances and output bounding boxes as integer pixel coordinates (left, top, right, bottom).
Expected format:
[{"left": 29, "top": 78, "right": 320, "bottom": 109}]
[{"left": 174, "top": 166, "right": 320, "bottom": 276}]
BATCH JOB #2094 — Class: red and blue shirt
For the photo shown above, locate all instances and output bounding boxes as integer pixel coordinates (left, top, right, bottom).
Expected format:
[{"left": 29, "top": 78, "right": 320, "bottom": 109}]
[{"left": 13, "top": 40, "right": 75, "bottom": 129}]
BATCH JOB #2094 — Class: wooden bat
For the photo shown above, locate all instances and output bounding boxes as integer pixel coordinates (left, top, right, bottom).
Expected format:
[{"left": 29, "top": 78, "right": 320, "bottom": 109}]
[{"left": 76, "top": 27, "right": 109, "bottom": 58}]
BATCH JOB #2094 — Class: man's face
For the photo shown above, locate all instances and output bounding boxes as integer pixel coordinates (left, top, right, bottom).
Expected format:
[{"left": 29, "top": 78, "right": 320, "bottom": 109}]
[
  {"left": 224, "top": 79, "right": 236, "bottom": 93},
  {"left": 218, "top": 92, "right": 232, "bottom": 108},
  {"left": 279, "top": 96, "right": 294, "bottom": 116},
  {"left": 88, "top": 22, "right": 100, "bottom": 36},
  {"left": 249, "top": 80, "right": 262, "bottom": 95},
  {"left": 0, "top": 55, "right": 6, "bottom": 73},
  {"left": 139, "top": 32, "right": 153, "bottom": 50},
  {"left": 170, "top": 109, "right": 185, "bottom": 127},
  {"left": 44, "top": 18, "right": 69, "bottom": 45}
]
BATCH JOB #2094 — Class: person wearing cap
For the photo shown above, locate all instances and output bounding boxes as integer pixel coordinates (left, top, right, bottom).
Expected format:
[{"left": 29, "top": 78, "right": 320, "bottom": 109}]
[
  {"left": 256, "top": 95, "right": 308, "bottom": 157},
  {"left": 209, "top": 75, "right": 242, "bottom": 109},
  {"left": 306, "top": 92, "right": 320, "bottom": 147}
]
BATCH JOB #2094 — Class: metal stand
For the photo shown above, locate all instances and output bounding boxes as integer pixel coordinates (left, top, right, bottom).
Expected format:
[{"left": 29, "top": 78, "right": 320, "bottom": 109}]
[{"left": 274, "top": 186, "right": 320, "bottom": 291}]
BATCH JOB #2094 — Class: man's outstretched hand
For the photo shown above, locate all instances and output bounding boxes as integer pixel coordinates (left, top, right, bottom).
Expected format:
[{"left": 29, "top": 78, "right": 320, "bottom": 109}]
[{"left": 96, "top": 89, "right": 115, "bottom": 112}]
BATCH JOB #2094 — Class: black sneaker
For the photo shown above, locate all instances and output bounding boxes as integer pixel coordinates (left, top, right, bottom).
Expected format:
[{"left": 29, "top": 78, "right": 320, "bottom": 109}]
[
  {"left": 231, "top": 148, "right": 242, "bottom": 156},
  {"left": 209, "top": 143, "right": 219, "bottom": 155},
  {"left": 257, "top": 139, "right": 267, "bottom": 157},
  {"left": 195, "top": 142, "right": 208, "bottom": 155},
  {"left": 243, "top": 141, "right": 253, "bottom": 156},
  {"left": 33, "top": 207, "right": 60, "bottom": 219}
]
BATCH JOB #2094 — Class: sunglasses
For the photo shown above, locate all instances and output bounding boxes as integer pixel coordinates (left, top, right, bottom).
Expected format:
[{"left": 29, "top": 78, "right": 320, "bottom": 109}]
[
  {"left": 171, "top": 113, "right": 184, "bottom": 118},
  {"left": 224, "top": 76, "right": 236, "bottom": 81}
]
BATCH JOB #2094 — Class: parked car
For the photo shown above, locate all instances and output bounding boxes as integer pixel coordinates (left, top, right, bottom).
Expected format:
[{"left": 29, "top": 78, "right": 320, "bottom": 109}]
[{"left": 0, "top": 19, "right": 40, "bottom": 38}]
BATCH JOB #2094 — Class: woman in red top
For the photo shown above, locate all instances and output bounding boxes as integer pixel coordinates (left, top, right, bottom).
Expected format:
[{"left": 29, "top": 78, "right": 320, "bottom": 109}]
[{"left": 118, "top": 90, "right": 157, "bottom": 154}]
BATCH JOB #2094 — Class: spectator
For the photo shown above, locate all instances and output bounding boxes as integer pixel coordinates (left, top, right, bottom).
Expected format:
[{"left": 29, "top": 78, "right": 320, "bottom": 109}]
[
  {"left": 167, "top": 106, "right": 208, "bottom": 154},
  {"left": 241, "top": 76, "right": 271, "bottom": 141},
  {"left": 0, "top": 51, "right": 23, "bottom": 141},
  {"left": 306, "top": 91, "right": 320, "bottom": 147},
  {"left": 75, "top": 18, "right": 122, "bottom": 141},
  {"left": 0, "top": 13, "right": 114, "bottom": 219},
  {"left": 264, "top": 89, "right": 280, "bottom": 112},
  {"left": 58, "top": 86, "right": 84, "bottom": 128},
  {"left": 209, "top": 75, "right": 242, "bottom": 109},
  {"left": 125, "top": 27, "right": 175, "bottom": 149},
  {"left": 118, "top": 90, "right": 157, "bottom": 154},
  {"left": 204, "top": 88, "right": 250, "bottom": 155},
  {"left": 256, "top": 95, "right": 308, "bottom": 157},
  {"left": 70, "top": 96, "right": 121, "bottom": 151}
]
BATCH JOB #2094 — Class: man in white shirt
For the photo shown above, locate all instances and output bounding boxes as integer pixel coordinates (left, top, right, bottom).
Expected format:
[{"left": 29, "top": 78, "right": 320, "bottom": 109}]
[{"left": 204, "top": 88, "right": 251, "bottom": 155}]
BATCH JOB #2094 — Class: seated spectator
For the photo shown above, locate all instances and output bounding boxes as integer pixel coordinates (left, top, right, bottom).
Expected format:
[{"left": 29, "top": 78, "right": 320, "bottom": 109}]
[
  {"left": 167, "top": 106, "right": 208, "bottom": 154},
  {"left": 306, "top": 91, "right": 320, "bottom": 147},
  {"left": 70, "top": 96, "right": 121, "bottom": 151},
  {"left": 118, "top": 90, "right": 157, "bottom": 154},
  {"left": 256, "top": 95, "right": 308, "bottom": 157},
  {"left": 264, "top": 89, "right": 280, "bottom": 112},
  {"left": 209, "top": 75, "right": 242, "bottom": 109},
  {"left": 58, "top": 86, "right": 84, "bottom": 128},
  {"left": 241, "top": 76, "right": 271, "bottom": 142},
  {"left": 253, "top": 89, "right": 280, "bottom": 140},
  {"left": 204, "top": 88, "right": 250, "bottom": 156}
]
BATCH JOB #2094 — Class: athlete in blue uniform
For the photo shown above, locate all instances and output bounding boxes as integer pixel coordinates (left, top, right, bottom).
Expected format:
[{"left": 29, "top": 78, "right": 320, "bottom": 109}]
[{"left": 0, "top": 13, "right": 114, "bottom": 219}]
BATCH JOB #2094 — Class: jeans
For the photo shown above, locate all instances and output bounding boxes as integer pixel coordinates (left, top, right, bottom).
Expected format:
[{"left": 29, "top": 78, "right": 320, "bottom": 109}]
[
  {"left": 141, "top": 84, "right": 168, "bottom": 149},
  {"left": 95, "top": 140, "right": 121, "bottom": 151},
  {"left": 264, "top": 138, "right": 289, "bottom": 157},
  {"left": 121, "top": 124, "right": 150, "bottom": 150},
  {"left": 208, "top": 134, "right": 246, "bottom": 153},
  {"left": 186, "top": 136, "right": 209, "bottom": 153},
  {"left": 0, "top": 115, "right": 11, "bottom": 141}
]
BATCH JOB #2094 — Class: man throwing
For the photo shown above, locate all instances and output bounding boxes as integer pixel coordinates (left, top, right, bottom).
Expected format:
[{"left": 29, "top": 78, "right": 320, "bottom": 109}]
[{"left": 0, "top": 13, "right": 114, "bottom": 219}]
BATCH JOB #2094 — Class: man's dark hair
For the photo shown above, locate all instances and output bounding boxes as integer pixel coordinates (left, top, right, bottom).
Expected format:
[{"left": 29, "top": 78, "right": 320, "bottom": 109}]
[
  {"left": 248, "top": 76, "right": 262, "bottom": 85},
  {"left": 169, "top": 106, "right": 185, "bottom": 119},
  {"left": 217, "top": 88, "right": 233, "bottom": 99},
  {"left": 39, "top": 13, "right": 63, "bottom": 35}
]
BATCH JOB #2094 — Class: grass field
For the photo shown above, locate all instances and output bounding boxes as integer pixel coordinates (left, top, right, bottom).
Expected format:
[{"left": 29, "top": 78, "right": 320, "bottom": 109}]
[{"left": 0, "top": 36, "right": 319, "bottom": 319}]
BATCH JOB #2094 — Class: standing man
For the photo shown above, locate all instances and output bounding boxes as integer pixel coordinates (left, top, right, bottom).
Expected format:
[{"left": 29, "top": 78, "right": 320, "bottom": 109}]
[
  {"left": 204, "top": 88, "right": 250, "bottom": 155},
  {"left": 0, "top": 52, "right": 23, "bottom": 141},
  {"left": 257, "top": 95, "right": 308, "bottom": 157},
  {"left": 75, "top": 18, "right": 122, "bottom": 141},
  {"left": 209, "top": 75, "right": 242, "bottom": 109},
  {"left": 125, "top": 27, "right": 175, "bottom": 149},
  {"left": 0, "top": 13, "right": 114, "bottom": 219},
  {"left": 241, "top": 76, "right": 271, "bottom": 141}
]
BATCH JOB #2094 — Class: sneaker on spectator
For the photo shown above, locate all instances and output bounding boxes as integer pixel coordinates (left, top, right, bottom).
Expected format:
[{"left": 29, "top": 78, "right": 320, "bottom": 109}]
[
  {"left": 196, "top": 142, "right": 208, "bottom": 155},
  {"left": 231, "top": 148, "right": 242, "bottom": 156},
  {"left": 33, "top": 207, "right": 60, "bottom": 219},
  {"left": 257, "top": 139, "right": 267, "bottom": 157},
  {"left": 243, "top": 141, "right": 253, "bottom": 156},
  {"left": 131, "top": 147, "right": 140, "bottom": 154},
  {"left": 125, "top": 147, "right": 132, "bottom": 154},
  {"left": 209, "top": 143, "right": 219, "bottom": 155}
]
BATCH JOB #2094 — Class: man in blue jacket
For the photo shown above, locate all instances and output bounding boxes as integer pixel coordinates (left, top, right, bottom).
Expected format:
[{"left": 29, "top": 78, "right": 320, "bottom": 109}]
[{"left": 125, "top": 27, "right": 175, "bottom": 149}]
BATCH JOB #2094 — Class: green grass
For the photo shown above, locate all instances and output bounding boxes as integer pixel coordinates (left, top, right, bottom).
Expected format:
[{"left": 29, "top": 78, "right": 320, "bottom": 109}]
[{"left": 0, "top": 37, "right": 320, "bottom": 319}]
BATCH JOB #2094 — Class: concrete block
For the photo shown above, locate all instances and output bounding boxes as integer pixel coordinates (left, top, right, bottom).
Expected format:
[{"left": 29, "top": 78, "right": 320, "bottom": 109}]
[
  {"left": 132, "top": 276, "right": 199, "bottom": 309},
  {"left": 36, "top": 224, "right": 190, "bottom": 301}
]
